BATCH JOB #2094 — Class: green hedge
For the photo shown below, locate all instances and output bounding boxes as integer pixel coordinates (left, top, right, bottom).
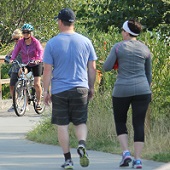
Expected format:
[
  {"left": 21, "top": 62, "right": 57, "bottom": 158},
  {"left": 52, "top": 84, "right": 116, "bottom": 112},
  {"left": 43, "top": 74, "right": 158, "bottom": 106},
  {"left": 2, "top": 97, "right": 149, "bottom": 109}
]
[{"left": 0, "top": 63, "right": 11, "bottom": 99}]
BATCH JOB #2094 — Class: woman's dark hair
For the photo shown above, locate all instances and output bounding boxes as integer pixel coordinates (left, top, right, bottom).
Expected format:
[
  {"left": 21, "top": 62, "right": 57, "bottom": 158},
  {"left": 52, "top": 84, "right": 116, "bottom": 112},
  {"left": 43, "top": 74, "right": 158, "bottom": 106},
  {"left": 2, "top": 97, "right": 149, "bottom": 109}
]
[{"left": 128, "top": 19, "right": 142, "bottom": 37}]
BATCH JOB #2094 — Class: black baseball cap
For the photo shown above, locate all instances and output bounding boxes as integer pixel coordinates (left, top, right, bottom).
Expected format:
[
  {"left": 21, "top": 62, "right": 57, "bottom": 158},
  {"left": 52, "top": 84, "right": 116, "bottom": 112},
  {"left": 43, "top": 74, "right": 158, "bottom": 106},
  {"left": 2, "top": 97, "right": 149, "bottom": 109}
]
[{"left": 54, "top": 8, "right": 75, "bottom": 23}]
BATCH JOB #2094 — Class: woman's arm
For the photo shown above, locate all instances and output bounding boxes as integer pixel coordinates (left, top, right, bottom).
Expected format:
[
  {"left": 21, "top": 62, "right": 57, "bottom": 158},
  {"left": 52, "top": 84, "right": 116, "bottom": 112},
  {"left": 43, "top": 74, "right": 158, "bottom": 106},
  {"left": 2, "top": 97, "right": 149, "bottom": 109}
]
[
  {"left": 145, "top": 55, "right": 152, "bottom": 85},
  {"left": 35, "top": 38, "right": 44, "bottom": 61},
  {"left": 103, "top": 45, "right": 117, "bottom": 71}
]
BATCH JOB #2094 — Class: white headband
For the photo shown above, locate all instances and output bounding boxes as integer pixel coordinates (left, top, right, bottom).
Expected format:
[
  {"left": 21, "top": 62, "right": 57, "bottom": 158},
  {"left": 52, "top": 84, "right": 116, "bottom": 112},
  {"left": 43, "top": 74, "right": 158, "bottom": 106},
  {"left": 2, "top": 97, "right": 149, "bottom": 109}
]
[{"left": 122, "top": 21, "right": 139, "bottom": 36}]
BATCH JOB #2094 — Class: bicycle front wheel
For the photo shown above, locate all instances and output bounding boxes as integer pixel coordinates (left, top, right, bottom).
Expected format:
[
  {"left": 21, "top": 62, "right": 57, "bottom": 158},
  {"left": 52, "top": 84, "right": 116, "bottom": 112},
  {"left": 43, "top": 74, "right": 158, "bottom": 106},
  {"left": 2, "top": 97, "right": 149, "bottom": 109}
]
[{"left": 13, "top": 81, "right": 27, "bottom": 116}]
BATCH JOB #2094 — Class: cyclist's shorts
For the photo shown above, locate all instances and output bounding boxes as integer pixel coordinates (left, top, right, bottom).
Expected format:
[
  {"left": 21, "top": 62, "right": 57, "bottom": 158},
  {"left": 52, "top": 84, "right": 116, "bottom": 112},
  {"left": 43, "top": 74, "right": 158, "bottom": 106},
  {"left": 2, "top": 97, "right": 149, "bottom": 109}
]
[
  {"left": 10, "top": 72, "right": 18, "bottom": 86},
  {"left": 26, "top": 62, "right": 43, "bottom": 77},
  {"left": 51, "top": 87, "right": 89, "bottom": 126}
]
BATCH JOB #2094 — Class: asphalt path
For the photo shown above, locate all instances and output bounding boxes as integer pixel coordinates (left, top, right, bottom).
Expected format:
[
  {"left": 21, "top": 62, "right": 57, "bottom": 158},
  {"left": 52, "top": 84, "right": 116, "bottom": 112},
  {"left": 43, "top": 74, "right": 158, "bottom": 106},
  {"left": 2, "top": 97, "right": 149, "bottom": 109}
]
[{"left": 0, "top": 104, "right": 169, "bottom": 170}]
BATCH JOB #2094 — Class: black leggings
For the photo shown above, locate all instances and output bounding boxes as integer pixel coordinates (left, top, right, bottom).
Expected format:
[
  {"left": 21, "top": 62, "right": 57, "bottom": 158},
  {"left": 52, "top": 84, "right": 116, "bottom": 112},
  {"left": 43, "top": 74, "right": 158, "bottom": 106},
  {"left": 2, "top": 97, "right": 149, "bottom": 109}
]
[
  {"left": 112, "top": 94, "right": 151, "bottom": 142},
  {"left": 26, "top": 62, "right": 43, "bottom": 77}
]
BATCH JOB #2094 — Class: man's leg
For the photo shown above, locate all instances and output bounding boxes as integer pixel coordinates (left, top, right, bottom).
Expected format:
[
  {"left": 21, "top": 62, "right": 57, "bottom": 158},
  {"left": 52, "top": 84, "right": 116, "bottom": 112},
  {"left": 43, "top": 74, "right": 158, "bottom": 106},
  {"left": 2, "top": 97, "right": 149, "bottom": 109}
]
[
  {"left": 75, "top": 123, "right": 87, "bottom": 142},
  {"left": 69, "top": 87, "right": 89, "bottom": 167},
  {"left": 52, "top": 93, "right": 73, "bottom": 169},
  {"left": 57, "top": 125, "right": 70, "bottom": 154}
]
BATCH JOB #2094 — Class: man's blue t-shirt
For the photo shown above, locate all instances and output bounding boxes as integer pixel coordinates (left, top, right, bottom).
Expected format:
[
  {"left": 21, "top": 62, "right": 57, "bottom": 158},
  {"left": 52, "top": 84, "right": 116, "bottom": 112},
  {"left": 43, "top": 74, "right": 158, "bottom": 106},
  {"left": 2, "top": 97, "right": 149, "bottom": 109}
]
[{"left": 43, "top": 32, "right": 97, "bottom": 94}]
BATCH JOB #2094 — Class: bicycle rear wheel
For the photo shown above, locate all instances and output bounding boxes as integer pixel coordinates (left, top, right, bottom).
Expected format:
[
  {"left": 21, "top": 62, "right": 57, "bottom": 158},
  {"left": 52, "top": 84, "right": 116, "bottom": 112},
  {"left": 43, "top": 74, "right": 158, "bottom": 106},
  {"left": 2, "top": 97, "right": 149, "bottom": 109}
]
[
  {"left": 13, "top": 81, "right": 27, "bottom": 116},
  {"left": 33, "top": 81, "right": 46, "bottom": 114}
]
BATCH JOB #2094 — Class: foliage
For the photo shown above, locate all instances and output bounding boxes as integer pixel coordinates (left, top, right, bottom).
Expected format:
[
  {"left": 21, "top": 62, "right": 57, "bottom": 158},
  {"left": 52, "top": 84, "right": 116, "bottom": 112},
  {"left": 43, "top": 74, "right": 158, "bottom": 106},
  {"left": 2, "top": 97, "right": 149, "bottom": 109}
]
[
  {"left": 76, "top": 0, "right": 170, "bottom": 33},
  {"left": 0, "top": 0, "right": 170, "bottom": 47},
  {"left": 1, "top": 26, "right": 170, "bottom": 111},
  {"left": 0, "top": 63, "right": 11, "bottom": 99},
  {"left": 27, "top": 118, "right": 58, "bottom": 144},
  {"left": 1, "top": 84, "right": 10, "bottom": 99},
  {"left": 147, "top": 34, "right": 170, "bottom": 116},
  {"left": 0, "top": 0, "right": 78, "bottom": 45},
  {"left": 153, "top": 153, "right": 170, "bottom": 162},
  {"left": 1, "top": 63, "right": 11, "bottom": 79}
]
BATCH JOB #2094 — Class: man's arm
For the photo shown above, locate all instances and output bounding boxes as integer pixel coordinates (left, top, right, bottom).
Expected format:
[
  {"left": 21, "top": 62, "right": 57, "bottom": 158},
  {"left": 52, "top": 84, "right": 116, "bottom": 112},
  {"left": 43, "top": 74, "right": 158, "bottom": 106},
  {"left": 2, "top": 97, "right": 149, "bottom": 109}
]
[
  {"left": 87, "top": 60, "right": 96, "bottom": 99},
  {"left": 43, "top": 63, "right": 52, "bottom": 105}
]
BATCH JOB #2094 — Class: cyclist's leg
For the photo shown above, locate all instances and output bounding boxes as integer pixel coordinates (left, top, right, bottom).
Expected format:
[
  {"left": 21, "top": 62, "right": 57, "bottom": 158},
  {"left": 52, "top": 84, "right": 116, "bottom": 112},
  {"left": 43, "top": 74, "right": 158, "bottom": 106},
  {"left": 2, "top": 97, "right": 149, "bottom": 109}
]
[
  {"left": 34, "top": 76, "right": 42, "bottom": 104},
  {"left": 31, "top": 63, "right": 43, "bottom": 107},
  {"left": 8, "top": 72, "right": 18, "bottom": 112},
  {"left": 10, "top": 72, "right": 18, "bottom": 98}
]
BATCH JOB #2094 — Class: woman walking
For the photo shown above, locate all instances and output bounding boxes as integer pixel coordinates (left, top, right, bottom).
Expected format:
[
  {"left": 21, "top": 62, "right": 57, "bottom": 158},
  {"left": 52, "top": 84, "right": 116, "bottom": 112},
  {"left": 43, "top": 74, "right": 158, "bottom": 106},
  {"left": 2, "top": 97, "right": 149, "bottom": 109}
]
[{"left": 103, "top": 19, "right": 152, "bottom": 169}]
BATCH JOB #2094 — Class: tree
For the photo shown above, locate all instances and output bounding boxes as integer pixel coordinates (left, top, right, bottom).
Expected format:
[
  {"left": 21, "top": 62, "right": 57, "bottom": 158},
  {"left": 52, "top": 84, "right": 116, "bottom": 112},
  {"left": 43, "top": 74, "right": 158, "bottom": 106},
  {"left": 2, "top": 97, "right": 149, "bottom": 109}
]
[
  {"left": 0, "top": 0, "right": 76, "bottom": 45},
  {"left": 0, "top": 0, "right": 169, "bottom": 47}
]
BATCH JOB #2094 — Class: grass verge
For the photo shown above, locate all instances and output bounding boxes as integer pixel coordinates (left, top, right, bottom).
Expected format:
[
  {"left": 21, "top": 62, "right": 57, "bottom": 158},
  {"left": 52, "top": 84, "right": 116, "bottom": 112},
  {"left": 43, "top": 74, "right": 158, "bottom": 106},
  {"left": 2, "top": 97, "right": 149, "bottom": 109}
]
[{"left": 27, "top": 90, "right": 170, "bottom": 163}]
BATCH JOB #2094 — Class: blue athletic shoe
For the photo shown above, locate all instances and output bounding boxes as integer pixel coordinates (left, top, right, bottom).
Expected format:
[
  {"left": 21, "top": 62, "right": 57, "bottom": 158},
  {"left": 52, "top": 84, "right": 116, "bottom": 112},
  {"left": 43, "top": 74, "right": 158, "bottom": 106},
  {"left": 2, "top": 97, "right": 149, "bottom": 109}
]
[
  {"left": 132, "top": 159, "right": 142, "bottom": 169},
  {"left": 119, "top": 151, "right": 132, "bottom": 167}
]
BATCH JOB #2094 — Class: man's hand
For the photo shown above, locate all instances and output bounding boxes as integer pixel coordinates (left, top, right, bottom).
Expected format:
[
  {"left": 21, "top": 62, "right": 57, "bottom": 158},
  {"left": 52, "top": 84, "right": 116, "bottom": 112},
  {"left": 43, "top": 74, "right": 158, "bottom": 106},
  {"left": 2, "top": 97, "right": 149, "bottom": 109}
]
[
  {"left": 88, "top": 88, "right": 95, "bottom": 100},
  {"left": 43, "top": 92, "right": 51, "bottom": 106}
]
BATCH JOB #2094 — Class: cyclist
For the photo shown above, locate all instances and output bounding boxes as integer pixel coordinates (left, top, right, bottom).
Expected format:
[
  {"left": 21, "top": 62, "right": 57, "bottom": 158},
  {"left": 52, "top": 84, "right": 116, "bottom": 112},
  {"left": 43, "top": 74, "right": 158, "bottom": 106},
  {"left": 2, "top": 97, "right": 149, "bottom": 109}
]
[
  {"left": 6, "top": 29, "right": 23, "bottom": 112},
  {"left": 11, "top": 23, "right": 44, "bottom": 110}
]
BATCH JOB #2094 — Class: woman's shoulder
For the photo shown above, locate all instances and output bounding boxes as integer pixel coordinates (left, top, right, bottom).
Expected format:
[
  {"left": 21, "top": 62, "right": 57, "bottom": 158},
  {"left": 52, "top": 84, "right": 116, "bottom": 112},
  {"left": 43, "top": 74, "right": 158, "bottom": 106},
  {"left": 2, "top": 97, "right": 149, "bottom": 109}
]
[
  {"left": 112, "top": 41, "right": 124, "bottom": 50},
  {"left": 137, "top": 40, "right": 150, "bottom": 51},
  {"left": 31, "top": 36, "right": 41, "bottom": 43},
  {"left": 31, "top": 36, "right": 43, "bottom": 46},
  {"left": 31, "top": 36, "right": 37, "bottom": 41}
]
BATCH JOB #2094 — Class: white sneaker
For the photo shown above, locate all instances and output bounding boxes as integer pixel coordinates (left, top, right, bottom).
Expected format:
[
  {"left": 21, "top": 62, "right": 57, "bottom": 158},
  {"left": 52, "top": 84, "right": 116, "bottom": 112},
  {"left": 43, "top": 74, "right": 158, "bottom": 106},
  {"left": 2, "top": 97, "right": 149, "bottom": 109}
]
[
  {"left": 8, "top": 105, "right": 15, "bottom": 112},
  {"left": 61, "top": 159, "right": 74, "bottom": 169}
]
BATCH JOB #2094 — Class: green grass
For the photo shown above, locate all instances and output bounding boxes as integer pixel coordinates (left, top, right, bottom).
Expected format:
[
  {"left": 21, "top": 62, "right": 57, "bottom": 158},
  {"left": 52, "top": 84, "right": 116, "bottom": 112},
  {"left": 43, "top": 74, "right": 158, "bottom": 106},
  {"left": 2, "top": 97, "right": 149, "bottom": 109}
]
[
  {"left": 27, "top": 90, "right": 170, "bottom": 163},
  {"left": 153, "top": 153, "right": 170, "bottom": 162}
]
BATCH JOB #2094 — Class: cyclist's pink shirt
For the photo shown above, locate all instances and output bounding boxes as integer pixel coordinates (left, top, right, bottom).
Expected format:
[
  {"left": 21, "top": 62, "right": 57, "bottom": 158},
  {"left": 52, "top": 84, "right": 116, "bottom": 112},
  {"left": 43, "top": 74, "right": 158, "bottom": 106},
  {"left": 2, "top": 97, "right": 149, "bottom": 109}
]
[{"left": 11, "top": 36, "right": 44, "bottom": 64}]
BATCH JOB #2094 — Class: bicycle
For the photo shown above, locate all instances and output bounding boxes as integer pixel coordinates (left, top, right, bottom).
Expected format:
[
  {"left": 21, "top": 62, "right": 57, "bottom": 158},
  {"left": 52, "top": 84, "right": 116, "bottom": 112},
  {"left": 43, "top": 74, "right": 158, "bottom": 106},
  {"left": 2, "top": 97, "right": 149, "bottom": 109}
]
[{"left": 12, "top": 60, "right": 45, "bottom": 116}]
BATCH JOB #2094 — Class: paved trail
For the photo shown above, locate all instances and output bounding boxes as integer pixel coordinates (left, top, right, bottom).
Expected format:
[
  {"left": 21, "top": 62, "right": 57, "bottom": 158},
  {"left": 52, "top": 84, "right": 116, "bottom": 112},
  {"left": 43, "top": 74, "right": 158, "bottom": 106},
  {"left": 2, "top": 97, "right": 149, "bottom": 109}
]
[{"left": 0, "top": 103, "right": 169, "bottom": 170}]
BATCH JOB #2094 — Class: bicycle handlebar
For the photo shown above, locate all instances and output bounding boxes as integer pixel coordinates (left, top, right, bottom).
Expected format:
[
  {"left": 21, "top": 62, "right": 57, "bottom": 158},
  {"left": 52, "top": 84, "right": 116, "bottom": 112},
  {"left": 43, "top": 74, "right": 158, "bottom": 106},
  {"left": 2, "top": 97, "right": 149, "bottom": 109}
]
[{"left": 13, "top": 60, "right": 40, "bottom": 68}]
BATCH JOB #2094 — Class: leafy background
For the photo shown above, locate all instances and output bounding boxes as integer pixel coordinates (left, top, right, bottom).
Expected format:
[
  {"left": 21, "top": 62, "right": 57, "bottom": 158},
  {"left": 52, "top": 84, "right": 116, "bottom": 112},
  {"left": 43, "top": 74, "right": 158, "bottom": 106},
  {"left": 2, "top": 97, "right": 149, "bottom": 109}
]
[{"left": 0, "top": 0, "right": 170, "bottom": 162}]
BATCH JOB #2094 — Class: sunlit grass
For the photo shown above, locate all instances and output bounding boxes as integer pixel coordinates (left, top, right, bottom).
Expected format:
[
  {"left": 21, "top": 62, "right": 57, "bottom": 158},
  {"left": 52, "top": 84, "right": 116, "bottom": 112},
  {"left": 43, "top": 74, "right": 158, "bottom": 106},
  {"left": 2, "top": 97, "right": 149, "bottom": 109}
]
[{"left": 27, "top": 89, "right": 170, "bottom": 163}]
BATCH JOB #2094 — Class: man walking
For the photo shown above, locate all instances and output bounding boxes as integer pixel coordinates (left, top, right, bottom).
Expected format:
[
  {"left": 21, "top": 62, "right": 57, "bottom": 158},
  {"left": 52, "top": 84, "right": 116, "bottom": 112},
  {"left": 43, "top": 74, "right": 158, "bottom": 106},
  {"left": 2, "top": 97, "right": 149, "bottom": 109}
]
[{"left": 43, "top": 8, "right": 97, "bottom": 169}]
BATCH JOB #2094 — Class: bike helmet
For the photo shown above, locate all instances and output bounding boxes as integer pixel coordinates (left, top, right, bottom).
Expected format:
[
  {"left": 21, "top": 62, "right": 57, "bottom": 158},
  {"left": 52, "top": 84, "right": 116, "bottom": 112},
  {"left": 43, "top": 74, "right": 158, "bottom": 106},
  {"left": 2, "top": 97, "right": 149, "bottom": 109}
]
[{"left": 22, "top": 23, "right": 34, "bottom": 31}]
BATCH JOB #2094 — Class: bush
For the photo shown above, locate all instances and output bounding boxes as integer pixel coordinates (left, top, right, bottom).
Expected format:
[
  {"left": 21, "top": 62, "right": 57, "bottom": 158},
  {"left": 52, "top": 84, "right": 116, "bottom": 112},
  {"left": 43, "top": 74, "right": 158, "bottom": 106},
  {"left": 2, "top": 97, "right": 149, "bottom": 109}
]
[{"left": 0, "top": 63, "right": 11, "bottom": 99}]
